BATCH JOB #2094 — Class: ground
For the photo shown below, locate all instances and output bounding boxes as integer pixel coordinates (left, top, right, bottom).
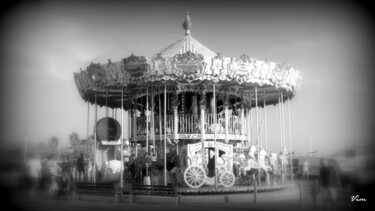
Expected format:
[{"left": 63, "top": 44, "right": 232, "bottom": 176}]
[{"left": 2, "top": 180, "right": 370, "bottom": 211}]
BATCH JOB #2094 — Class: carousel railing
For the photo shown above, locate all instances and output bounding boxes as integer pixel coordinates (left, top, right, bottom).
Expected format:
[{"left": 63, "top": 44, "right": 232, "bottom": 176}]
[
  {"left": 205, "top": 113, "right": 225, "bottom": 134},
  {"left": 136, "top": 115, "right": 174, "bottom": 136},
  {"left": 178, "top": 113, "right": 199, "bottom": 134},
  {"left": 153, "top": 114, "right": 174, "bottom": 135},
  {"left": 228, "top": 115, "right": 242, "bottom": 135},
  {"left": 135, "top": 113, "right": 244, "bottom": 136}
]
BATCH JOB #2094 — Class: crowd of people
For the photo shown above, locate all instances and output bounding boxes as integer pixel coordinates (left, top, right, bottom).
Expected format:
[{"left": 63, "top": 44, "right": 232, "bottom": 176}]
[{"left": 24, "top": 152, "right": 92, "bottom": 198}]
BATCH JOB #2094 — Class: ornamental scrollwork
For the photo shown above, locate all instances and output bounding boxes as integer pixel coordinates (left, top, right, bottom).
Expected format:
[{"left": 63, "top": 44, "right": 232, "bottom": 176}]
[
  {"left": 173, "top": 51, "right": 206, "bottom": 79},
  {"left": 123, "top": 54, "right": 148, "bottom": 78},
  {"left": 273, "top": 61, "right": 290, "bottom": 85},
  {"left": 87, "top": 62, "right": 107, "bottom": 86},
  {"left": 150, "top": 53, "right": 168, "bottom": 76},
  {"left": 123, "top": 53, "right": 147, "bottom": 64},
  {"left": 227, "top": 54, "right": 252, "bottom": 81},
  {"left": 210, "top": 53, "right": 224, "bottom": 76}
]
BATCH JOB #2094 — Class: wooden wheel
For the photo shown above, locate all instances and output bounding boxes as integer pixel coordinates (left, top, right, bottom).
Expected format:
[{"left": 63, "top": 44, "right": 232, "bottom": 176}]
[
  {"left": 184, "top": 166, "right": 206, "bottom": 188},
  {"left": 220, "top": 172, "right": 235, "bottom": 188}
]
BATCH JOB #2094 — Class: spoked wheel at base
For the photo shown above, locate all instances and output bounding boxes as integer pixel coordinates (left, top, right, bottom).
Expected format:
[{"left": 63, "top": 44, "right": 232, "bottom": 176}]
[
  {"left": 184, "top": 165, "right": 207, "bottom": 188},
  {"left": 219, "top": 172, "right": 235, "bottom": 188}
]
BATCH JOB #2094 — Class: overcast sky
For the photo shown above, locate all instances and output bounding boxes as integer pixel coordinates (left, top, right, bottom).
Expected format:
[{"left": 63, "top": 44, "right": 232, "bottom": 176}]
[{"left": 1, "top": 0, "right": 374, "bottom": 157}]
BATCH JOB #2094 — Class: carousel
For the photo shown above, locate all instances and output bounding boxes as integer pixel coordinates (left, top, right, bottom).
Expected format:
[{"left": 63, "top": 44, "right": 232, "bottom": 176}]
[{"left": 74, "top": 12, "right": 302, "bottom": 192}]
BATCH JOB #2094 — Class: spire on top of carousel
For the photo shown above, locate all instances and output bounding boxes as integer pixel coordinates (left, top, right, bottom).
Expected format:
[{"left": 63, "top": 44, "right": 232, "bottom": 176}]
[{"left": 182, "top": 10, "right": 192, "bottom": 35}]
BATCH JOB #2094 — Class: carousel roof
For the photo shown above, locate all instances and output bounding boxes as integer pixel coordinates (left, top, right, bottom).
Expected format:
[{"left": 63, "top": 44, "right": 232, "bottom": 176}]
[
  {"left": 156, "top": 13, "right": 216, "bottom": 58},
  {"left": 156, "top": 35, "right": 217, "bottom": 58},
  {"left": 74, "top": 12, "right": 303, "bottom": 110}
]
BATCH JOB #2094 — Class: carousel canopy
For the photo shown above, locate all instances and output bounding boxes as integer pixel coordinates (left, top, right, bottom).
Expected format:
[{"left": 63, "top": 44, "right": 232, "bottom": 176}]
[{"left": 74, "top": 12, "right": 302, "bottom": 110}]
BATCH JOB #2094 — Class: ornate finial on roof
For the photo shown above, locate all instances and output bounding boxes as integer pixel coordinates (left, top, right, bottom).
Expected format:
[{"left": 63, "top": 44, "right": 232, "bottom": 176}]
[{"left": 182, "top": 10, "right": 191, "bottom": 35}]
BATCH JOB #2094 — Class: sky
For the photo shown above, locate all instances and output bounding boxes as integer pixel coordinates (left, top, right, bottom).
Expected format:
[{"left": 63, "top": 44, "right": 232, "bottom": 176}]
[{"left": 0, "top": 0, "right": 374, "bottom": 157}]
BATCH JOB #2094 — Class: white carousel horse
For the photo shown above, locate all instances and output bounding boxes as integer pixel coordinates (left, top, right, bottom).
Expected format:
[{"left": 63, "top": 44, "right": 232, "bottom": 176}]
[
  {"left": 258, "top": 149, "right": 273, "bottom": 173},
  {"left": 277, "top": 151, "right": 289, "bottom": 172},
  {"left": 236, "top": 147, "right": 272, "bottom": 177},
  {"left": 209, "top": 123, "right": 225, "bottom": 134},
  {"left": 269, "top": 152, "right": 279, "bottom": 172}
]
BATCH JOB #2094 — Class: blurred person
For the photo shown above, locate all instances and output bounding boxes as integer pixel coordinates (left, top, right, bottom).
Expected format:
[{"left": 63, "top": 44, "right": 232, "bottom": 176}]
[
  {"left": 56, "top": 158, "right": 74, "bottom": 197},
  {"left": 26, "top": 154, "right": 42, "bottom": 197},
  {"left": 166, "top": 146, "right": 180, "bottom": 186},
  {"left": 76, "top": 153, "right": 85, "bottom": 183},
  {"left": 302, "top": 158, "right": 309, "bottom": 181},
  {"left": 311, "top": 179, "right": 319, "bottom": 211},
  {"left": 48, "top": 156, "right": 60, "bottom": 194},
  {"left": 40, "top": 157, "right": 49, "bottom": 190},
  {"left": 134, "top": 150, "right": 147, "bottom": 182},
  {"left": 318, "top": 158, "right": 341, "bottom": 211}
]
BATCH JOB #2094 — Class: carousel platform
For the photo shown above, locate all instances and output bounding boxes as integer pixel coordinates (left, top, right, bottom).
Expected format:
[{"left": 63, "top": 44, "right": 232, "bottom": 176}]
[{"left": 176, "top": 183, "right": 292, "bottom": 195}]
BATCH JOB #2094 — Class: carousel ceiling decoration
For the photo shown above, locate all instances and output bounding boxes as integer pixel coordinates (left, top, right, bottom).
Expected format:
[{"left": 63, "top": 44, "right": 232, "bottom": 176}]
[{"left": 74, "top": 12, "right": 302, "bottom": 109}]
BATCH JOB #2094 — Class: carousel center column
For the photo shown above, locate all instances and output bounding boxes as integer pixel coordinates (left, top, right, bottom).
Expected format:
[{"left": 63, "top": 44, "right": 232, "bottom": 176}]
[{"left": 132, "top": 97, "right": 138, "bottom": 157}]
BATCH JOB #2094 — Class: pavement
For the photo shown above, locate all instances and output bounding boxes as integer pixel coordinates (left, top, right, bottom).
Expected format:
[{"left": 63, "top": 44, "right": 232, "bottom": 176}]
[{"left": 2, "top": 181, "right": 368, "bottom": 211}]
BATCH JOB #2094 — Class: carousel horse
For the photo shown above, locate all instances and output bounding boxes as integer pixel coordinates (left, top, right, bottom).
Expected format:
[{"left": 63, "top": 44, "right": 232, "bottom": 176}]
[
  {"left": 236, "top": 146, "right": 273, "bottom": 184},
  {"left": 209, "top": 123, "right": 225, "bottom": 134},
  {"left": 266, "top": 150, "right": 289, "bottom": 184},
  {"left": 277, "top": 151, "right": 289, "bottom": 172},
  {"left": 258, "top": 149, "right": 273, "bottom": 174},
  {"left": 236, "top": 145, "right": 257, "bottom": 177},
  {"left": 268, "top": 152, "right": 279, "bottom": 173}
]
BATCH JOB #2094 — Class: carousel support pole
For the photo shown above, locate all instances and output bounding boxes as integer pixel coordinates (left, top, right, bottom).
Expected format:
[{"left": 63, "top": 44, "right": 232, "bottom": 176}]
[
  {"left": 263, "top": 91, "right": 268, "bottom": 151},
  {"left": 263, "top": 92, "right": 270, "bottom": 187},
  {"left": 255, "top": 86, "right": 260, "bottom": 186},
  {"left": 134, "top": 96, "right": 138, "bottom": 158},
  {"left": 145, "top": 87, "right": 150, "bottom": 183},
  {"left": 199, "top": 86, "right": 206, "bottom": 170},
  {"left": 288, "top": 97, "right": 293, "bottom": 183},
  {"left": 281, "top": 91, "right": 287, "bottom": 184},
  {"left": 278, "top": 91, "right": 284, "bottom": 185},
  {"left": 146, "top": 87, "right": 149, "bottom": 154},
  {"left": 173, "top": 105, "right": 178, "bottom": 152},
  {"left": 87, "top": 101, "right": 90, "bottom": 182},
  {"left": 105, "top": 89, "right": 110, "bottom": 165},
  {"left": 158, "top": 92, "right": 162, "bottom": 153},
  {"left": 94, "top": 91, "right": 98, "bottom": 183},
  {"left": 164, "top": 85, "right": 167, "bottom": 186},
  {"left": 259, "top": 108, "right": 262, "bottom": 150},
  {"left": 253, "top": 174, "right": 257, "bottom": 205},
  {"left": 151, "top": 90, "right": 155, "bottom": 154},
  {"left": 173, "top": 105, "right": 178, "bottom": 140},
  {"left": 120, "top": 87, "right": 124, "bottom": 189},
  {"left": 173, "top": 88, "right": 179, "bottom": 140},
  {"left": 213, "top": 83, "right": 218, "bottom": 188},
  {"left": 224, "top": 91, "right": 229, "bottom": 143},
  {"left": 128, "top": 110, "right": 131, "bottom": 156},
  {"left": 240, "top": 97, "right": 245, "bottom": 140},
  {"left": 87, "top": 101, "right": 90, "bottom": 143},
  {"left": 248, "top": 92, "right": 252, "bottom": 145}
]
